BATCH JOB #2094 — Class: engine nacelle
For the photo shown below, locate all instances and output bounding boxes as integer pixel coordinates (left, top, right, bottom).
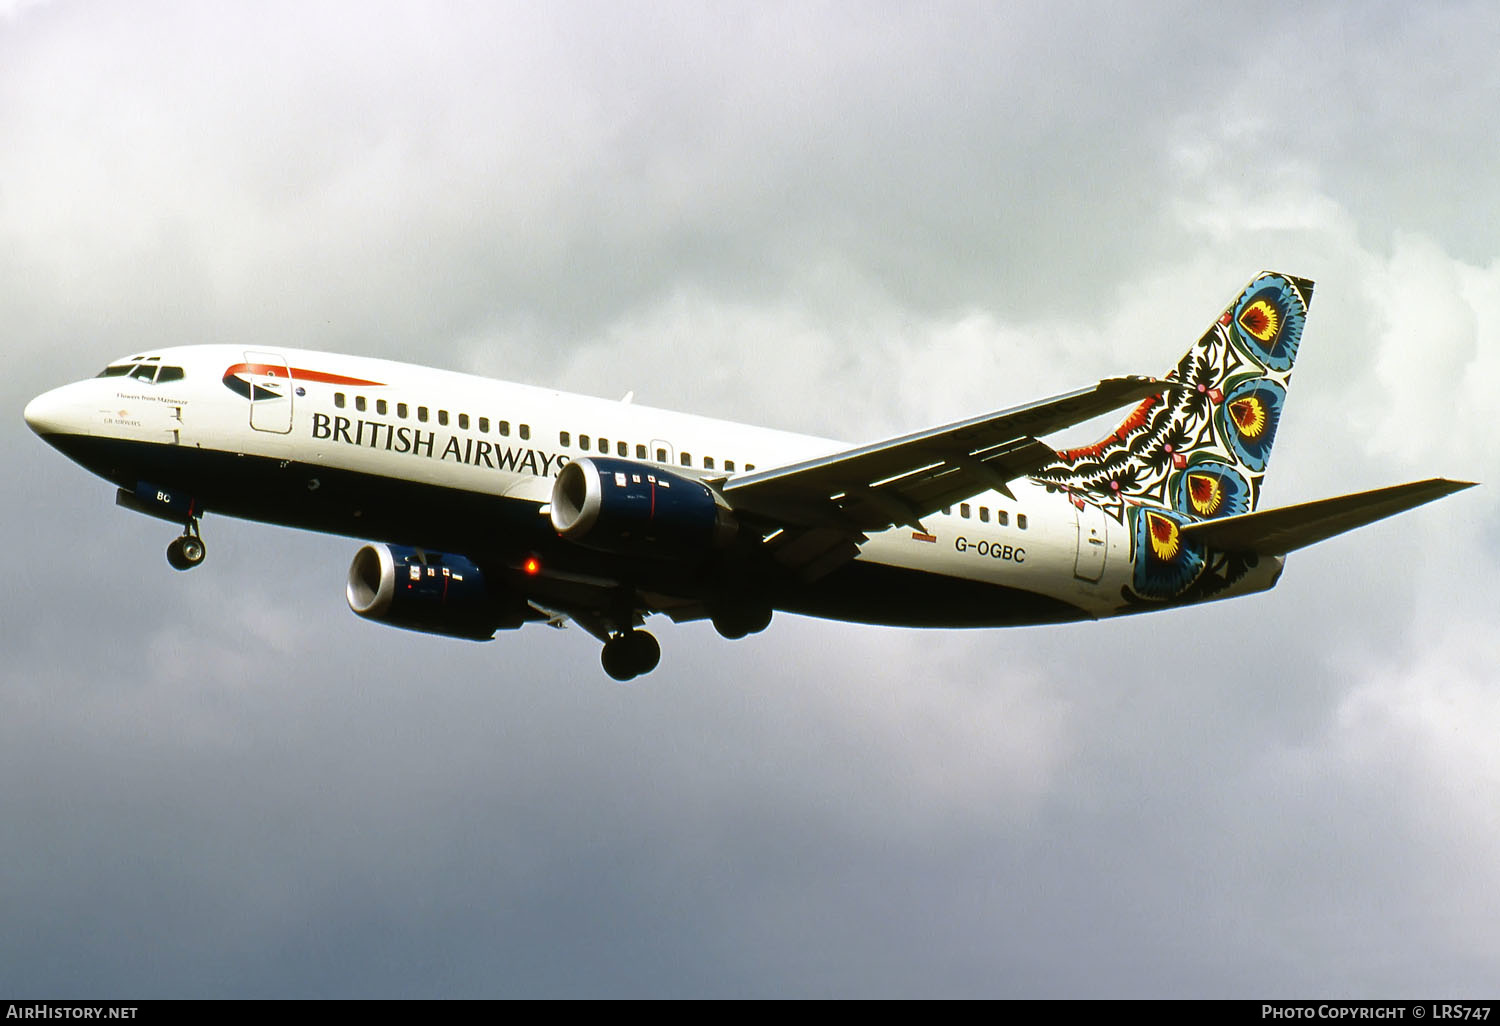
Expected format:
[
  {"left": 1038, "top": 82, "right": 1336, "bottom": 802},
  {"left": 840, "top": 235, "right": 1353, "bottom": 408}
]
[
  {"left": 346, "top": 544, "right": 522, "bottom": 641},
  {"left": 550, "top": 457, "right": 737, "bottom": 560}
]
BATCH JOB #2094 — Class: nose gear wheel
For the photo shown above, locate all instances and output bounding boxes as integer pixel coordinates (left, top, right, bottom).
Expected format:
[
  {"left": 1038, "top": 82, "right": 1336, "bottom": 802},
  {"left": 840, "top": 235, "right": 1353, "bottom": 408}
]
[{"left": 166, "top": 519, "right": 206, "bottom": 571}]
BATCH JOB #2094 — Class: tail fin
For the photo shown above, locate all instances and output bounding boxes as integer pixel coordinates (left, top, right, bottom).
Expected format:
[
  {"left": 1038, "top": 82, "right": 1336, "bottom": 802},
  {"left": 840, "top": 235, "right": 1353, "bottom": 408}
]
[{"left": 1030, "top": 271, "right": 1314, "bottom": 522}]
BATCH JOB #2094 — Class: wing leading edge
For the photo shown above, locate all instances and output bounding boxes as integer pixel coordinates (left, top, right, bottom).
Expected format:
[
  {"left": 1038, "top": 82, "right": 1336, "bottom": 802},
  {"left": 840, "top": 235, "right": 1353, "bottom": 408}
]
[
  {"left": 719, "top": 375, "right": 1172, "bottom": 580},
  {"left": 724, "top": 376, "right": 1171, "bottom": 531}
]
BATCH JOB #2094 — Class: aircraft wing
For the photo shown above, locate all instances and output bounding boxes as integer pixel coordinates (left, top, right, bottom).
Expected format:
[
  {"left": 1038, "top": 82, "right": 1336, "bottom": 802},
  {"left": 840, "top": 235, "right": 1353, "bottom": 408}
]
[
  {"left": 722, "top": 376, "right": 1171, "bottom": 578},
  {"left": 1178, "top": 478, "right": 1476, "bottom": 555}
]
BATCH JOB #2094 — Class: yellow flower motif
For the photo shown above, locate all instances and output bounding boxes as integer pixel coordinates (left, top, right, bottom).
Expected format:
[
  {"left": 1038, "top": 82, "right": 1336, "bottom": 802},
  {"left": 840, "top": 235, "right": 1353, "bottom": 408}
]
[
  {"left": 1230, "top": 396, "right": 1268, "bottom": 438},
  {"left": 1188, "top": 473, "right": 1223, "bottom": 515},
  {"left": 1147, "top": 511, "right": 1181, "bottom": 560},
  {"left": 1238, "top": 299, "right": 1281, "bottom": 342}
]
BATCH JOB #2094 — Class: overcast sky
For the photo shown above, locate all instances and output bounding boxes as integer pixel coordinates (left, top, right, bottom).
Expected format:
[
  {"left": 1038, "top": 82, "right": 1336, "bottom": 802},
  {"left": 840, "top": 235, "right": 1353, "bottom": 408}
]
[{"left": 3, "top": 0, "right": 1498, "bottom": 998}]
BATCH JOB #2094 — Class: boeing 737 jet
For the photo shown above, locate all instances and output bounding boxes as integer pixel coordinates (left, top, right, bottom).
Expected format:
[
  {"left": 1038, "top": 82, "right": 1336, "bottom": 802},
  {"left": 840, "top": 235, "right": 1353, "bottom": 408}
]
[{"left": 24, "top": 272, "right": 1473, "bottom": 679}]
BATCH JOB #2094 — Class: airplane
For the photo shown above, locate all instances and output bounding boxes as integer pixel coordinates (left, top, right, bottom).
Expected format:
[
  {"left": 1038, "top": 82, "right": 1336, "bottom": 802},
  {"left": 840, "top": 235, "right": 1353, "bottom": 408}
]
[{"left": 23, "top": 271, "right": 1474, "bottom": 680}]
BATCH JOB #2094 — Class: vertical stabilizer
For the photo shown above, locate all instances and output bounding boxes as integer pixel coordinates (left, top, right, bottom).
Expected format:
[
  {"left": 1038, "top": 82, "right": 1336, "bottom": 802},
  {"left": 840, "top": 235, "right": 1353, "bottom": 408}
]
[{"left": 1030, "top": 271, "right": 1314, "bottom": 523}]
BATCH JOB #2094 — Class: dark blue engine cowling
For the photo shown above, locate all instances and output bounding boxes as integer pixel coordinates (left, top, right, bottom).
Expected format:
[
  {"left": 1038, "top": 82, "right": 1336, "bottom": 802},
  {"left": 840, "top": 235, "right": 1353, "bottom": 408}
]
[
  {"left": 346, "top": 544, "right": 517, "bottom": 641},
  {"left": 550, "top": 457, "right": 737, "bottom": 560}
]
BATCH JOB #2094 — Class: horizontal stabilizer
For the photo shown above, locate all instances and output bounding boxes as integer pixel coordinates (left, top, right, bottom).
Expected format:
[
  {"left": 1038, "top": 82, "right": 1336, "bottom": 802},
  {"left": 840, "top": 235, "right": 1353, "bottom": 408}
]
[{"left": 1178, "top": 478, "right": 1476, "bottom": 555}]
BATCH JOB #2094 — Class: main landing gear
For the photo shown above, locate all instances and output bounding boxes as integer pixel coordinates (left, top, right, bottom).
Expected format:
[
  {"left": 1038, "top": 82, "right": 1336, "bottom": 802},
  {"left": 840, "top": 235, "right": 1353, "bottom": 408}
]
[
  {"left": 709, "top": 598, "right": 773, "bottom": 641},
  {"left": 166, "top": 519, "right": 206, "bottom": 571},
  {"left": 600, "top": 630, "right": 660, "bottom": 682}
]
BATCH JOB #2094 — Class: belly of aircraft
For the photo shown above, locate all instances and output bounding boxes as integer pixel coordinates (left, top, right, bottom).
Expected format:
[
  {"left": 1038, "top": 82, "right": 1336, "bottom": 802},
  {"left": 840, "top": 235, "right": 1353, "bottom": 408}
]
[{"left": 43, "top": 433, "right": 1098, "bottom": 629}]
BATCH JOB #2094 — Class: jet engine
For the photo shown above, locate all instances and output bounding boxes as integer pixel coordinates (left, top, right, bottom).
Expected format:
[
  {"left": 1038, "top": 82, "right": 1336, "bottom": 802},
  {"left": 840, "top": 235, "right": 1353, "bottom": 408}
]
[
  {"left": 550, "top": 457, "right": 737, "bottom": 560},
  {"left": 345, "top": 544, "right": 524, "bottom": 640}
]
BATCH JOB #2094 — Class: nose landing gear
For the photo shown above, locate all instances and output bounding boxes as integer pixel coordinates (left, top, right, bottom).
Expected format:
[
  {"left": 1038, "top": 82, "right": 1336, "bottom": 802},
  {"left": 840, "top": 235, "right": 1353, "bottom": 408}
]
[
  {"left": 112, "top": 484, "right": 207, "bottom": 571},
  {"left": 166, "top": 520, "right": 206, "bottom": 571}
]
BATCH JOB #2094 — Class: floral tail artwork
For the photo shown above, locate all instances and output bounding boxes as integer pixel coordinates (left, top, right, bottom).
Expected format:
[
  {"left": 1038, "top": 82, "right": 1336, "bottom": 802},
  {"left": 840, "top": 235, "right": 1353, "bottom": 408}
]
[{"left": 1029, "top": 271, "right": 1313, "bottom": 606}]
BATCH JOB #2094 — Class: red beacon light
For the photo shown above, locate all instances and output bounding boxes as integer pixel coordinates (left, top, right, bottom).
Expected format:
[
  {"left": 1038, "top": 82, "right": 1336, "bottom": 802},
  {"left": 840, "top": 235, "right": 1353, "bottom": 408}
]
[{"left": 522, "top": 556, "right": 541, "bottom": 576}]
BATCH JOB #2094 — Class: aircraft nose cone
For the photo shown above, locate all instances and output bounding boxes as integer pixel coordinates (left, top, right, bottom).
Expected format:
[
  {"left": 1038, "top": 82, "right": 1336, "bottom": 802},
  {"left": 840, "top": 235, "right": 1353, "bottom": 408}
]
[
  {"left": 24, "top": 391, "right": 52, "bottom": 435},
  {"left": 23, "top": 386, "right": 75, "bottom": 438}
]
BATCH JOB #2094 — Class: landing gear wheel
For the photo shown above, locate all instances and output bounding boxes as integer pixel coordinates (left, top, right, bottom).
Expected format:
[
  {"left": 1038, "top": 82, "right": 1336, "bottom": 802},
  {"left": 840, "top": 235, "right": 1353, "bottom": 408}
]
[
  {"left": 711, "top": 603, "right": 772, "bottom": 640},
  {"left": 713, "top": 618, "right": 748, "bottom": 641},
  {"left": 628, "top": 630, "right": 660, "bottom": 675},
  {"left": 601, "top": 637, "right": 633, "bottom": 681},
  {"left": 601, "top": 630, "right": 661, "bottom": 681},
  {"left": 166, "top": 534, "right": 206, "bottom": 571}
]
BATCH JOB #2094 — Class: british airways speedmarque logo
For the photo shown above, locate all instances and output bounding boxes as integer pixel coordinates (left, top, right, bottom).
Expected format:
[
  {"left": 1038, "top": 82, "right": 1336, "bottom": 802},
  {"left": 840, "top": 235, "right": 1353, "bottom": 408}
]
[{"left": 221, "top": 363, "right": 386, "bottom": 401}]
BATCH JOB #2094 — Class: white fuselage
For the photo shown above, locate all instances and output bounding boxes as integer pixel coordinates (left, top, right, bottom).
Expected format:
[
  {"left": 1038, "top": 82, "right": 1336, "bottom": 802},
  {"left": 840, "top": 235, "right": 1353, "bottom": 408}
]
[{"left": 27, "top": 344, "right": 1274, "bottom": 630}]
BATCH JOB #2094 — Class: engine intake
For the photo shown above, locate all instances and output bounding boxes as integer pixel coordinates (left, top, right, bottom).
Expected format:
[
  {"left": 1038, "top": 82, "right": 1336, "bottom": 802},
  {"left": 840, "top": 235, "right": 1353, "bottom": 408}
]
[
  {"left": 346, "top": 544, "right": 523, "bottom": 640},
  {"left": 550, "top": 457, "right": 736, "bottom": 560}
]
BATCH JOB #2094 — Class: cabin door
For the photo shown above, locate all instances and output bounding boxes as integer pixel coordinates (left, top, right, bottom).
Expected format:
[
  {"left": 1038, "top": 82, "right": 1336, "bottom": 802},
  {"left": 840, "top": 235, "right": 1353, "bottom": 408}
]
[
  {"left": 245, "top": 351, "right": 294, "bottom": 434},
  {"left": 1073, "top": 501, "right": 1108, "bottom": 582}
]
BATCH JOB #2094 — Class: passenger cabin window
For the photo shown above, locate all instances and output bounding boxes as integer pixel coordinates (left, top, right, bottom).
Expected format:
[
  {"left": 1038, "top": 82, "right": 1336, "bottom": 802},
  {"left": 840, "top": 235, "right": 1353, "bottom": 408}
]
[
  {"left": 499, "top": 421, "right": 510, "bottom": 436},
  {"left": 559, "top": 430, "right": 570, "bottom": 446},
  {"left": 618, "top": 441, "right": 628, "bottom": 457},
  {"left": 703, "top": 456, "right": 715, "bottom": 470},
  {"left": 457, "top": 413, "right": 469, "bottom": 430},
  {"left": 681, "top": 453, "right": 692, "bottom": 467},
  {"left": 437, "top": 410, "right": 449, "bottom": 426},
  {"left": 479, "top": 417, "right": 490, "bottom": 432},
  {"left": 961, "top": 503, "right": 971, "bottom": 519},
  {"left": 745, "top": 463, "right": 755, "bottom": 471},
  {"left": 397, "top": 403, "right": 408, "bottom": 419},
  {"left": 656, "top": 448, "right": 667, "bottom": 462},
  {"left": 355, "top": 396, "right": 366, "bottom": 412},
  {"left": 417, "top": 406, "right": 429, "bottom": 423},
  {"left": 979, "top": 507, "right": 989, "bottom": 523},
  {"left": 377, "top": 399, "right": 387, "bottom": 415},
  {"left": 334, "top": 393, "right": 346, "bottom": 408},
  {"left": 580, "top": 434, "right": 590, "bottom": 450},
  {"left": 598, "top": 437, "right": 608, "bottom": 453},
  {"left": 519, "top": 424, "right": 530, "bottom": 440},
  {"left": 1017, "top": 514, "right": 1028, "bottom": 530},
  {"left": 997, "top": 511, "right": 1009, "bottom": 526},
  {"left": 725, "top": 460, "right": 735, "bottom": 472}
]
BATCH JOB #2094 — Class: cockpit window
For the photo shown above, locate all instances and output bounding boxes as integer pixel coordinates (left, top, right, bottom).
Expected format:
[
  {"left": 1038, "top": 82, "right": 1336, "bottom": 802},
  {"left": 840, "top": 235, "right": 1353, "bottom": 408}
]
[{"left": 96, "top": 362, "right": 185, "bottom": 384}]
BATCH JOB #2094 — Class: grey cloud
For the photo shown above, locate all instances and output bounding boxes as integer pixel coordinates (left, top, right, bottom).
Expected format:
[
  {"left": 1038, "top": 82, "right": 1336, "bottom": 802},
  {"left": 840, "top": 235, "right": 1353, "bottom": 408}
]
[{"left": 3, "top": 0, "right": 1498, "bottom": 998}]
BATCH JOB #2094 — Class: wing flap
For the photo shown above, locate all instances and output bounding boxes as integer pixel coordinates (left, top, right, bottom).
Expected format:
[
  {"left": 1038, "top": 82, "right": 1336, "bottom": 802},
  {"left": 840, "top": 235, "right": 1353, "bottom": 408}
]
[{"left": 1178, "top": 478, "right": 1476, "bottom": 555}]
